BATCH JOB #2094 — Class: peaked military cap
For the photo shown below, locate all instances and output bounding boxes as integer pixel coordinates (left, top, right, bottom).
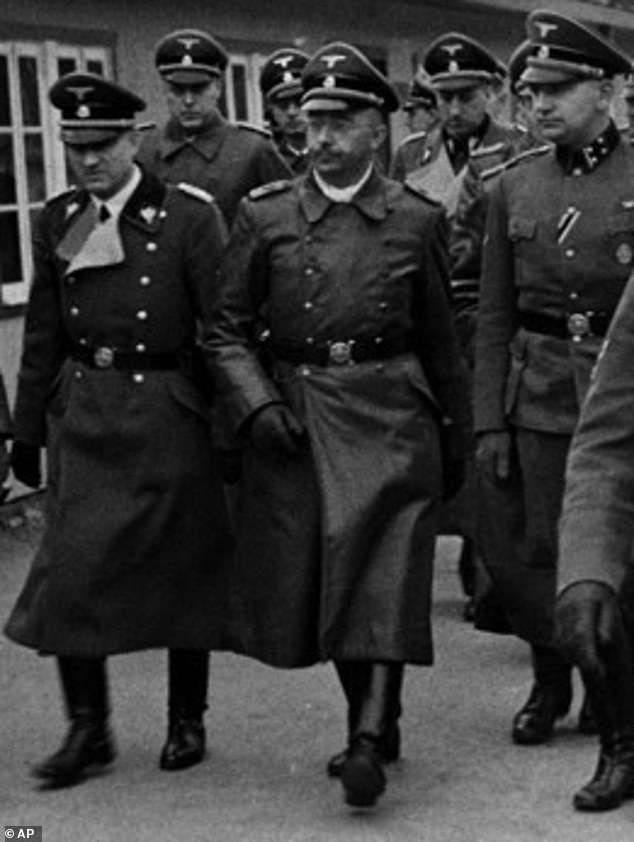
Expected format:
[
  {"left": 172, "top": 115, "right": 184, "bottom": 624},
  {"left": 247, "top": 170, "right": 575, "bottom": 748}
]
[
  {"left": 522, "top": 10, "right": 632, "bottom": 85},
  {"left": 301, "top": 42, "right": 399, "bottom": 113},
  {"left": 403, "top": 71, "right": 437, "bottom": 111},
  {"left": 49, "top": 72, "right": 146, "bottom": 146},
  {"left": 509, "top": 40, "right": 533, "bottom": 94},
  {"left": 424, "top": 33, "right": 499, "bottom": 90},
  {"left": 155, "top": 29, "right": 228, "bottom": 84},
  {"left": 260, "top": 48, "right": 309, "bottom": 102}
]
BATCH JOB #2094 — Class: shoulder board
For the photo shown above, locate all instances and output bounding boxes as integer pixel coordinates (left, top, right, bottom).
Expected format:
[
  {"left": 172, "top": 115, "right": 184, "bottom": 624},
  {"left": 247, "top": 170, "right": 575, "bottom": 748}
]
[
  {"left": 404, "top": 181, "right": 441, "bottom": 206},
  {"left": 481, "top": 144, "right": 550, "bottom": 181},
  {"left": 235, "top": 121, "right": 272, "bottom": 138},
  {"left": 177, "top": 182, "right": 213, "bottom": 203},
  {"left": 47, "top": 186, "right": 79, "bottom": 207},
  {"left": 470, "top": 141, "right": 506, "bottom": 160},
  {"left": 402, "top": 130, "right": 428, "bottom": 146},
  {"left": 248, "top": 180, "right": 293, "bottom": 200}
]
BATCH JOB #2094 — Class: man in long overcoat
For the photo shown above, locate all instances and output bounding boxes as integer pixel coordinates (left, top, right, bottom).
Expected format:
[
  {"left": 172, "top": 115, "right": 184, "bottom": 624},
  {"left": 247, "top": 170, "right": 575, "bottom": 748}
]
[
  {"left": 5, "top": 73, "right": 233, "bottom": 787},
  {"left": 474, "top": 11, "right": 634, "bottom": 747},
  {"left": 207, "top": 42, "right": 470, "bottom": 808}
]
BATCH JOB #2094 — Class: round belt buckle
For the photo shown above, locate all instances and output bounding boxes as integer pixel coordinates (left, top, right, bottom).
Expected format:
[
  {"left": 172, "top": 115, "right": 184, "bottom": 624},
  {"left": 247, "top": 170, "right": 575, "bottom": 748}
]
[
  {"left": 567, "top": 313, "right": 590, "bottom": 341},
  {"left": 329, "top": 341, "right": 353, "bottom": 365},
  {"left": 93, "top": 346, "right": 115, "bottom": 369}
]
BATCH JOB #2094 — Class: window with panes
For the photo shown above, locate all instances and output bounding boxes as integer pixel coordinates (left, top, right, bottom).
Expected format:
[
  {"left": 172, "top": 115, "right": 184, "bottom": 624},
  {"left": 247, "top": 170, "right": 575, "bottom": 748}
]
[{"left": 0, "top": 40, "right": 110, "bottom": 307}]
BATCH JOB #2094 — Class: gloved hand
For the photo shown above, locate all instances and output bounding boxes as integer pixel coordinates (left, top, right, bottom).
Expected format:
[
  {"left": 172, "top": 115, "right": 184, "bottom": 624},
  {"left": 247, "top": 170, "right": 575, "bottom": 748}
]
[
  {"left": 218, "top": 449, "right": 242, "bottom": 485},
  {"left": 554, "top": 581, "right": 618, "bottom": 676},
  {"left": 249, "top": 403, "right": 304, "bottom": 457},
  {"left": 475, "top": 430, "right": 512, "bottom": 482},
  {"left": 10, "top": 440, "right": 42, "bottom": 489}
]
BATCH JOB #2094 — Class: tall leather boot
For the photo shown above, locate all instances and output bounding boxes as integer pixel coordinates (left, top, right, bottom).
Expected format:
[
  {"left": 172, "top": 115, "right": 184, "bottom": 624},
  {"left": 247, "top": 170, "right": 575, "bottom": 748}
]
[
  {"left": 159, "top": 649, "right": 208, "bottom": 771},
  {"left": 327, "top": 662, "right": 402, "bottom": 778},
  {"left": 32, "top": 656, "right": 114, "bottom": 787},
  {"left": 512, "top": 644, "right": 572, "bottom": 745},
  {"left": 340, "top": 662, "right": 404, "bottom": 807},
  {"left": 573, "top": 611, "right": 634, "bottom": 812}
]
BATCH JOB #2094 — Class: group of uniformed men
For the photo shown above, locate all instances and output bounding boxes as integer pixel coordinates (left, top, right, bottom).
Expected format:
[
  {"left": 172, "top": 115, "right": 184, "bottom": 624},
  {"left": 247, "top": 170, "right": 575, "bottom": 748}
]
[{"left": 3, "top": 4, "right": 634, "bottom": 815}]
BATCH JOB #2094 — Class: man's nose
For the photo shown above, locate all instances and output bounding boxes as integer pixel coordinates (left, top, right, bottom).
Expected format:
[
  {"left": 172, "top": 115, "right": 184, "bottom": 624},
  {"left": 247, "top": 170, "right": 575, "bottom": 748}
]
[
  {"left": 183, "top": 89, "right": 196, "bottom": 105},
  {"left": 80, "top": 149, "right": 100, "bottom": 166}
]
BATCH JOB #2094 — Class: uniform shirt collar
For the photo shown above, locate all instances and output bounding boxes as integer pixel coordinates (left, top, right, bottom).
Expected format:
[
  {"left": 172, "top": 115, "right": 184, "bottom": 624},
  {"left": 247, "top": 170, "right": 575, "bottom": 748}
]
[
  {"left": 556, "top": 120, "right": 621, "bottom": 175},
  {"left": 91, "top": 164, "right": 142, "bottom": 223},
  {"left": 312, "top": 163, "right": 374, "bottom": 203},
  {"left": 300, "top": 167, "right": 390, "bottom": 223}
]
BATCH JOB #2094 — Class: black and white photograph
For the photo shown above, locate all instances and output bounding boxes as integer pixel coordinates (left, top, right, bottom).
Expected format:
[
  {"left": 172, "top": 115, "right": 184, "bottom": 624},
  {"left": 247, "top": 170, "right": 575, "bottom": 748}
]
[{"left": 2, "top": 1, "right": 634, "bottom": 839}]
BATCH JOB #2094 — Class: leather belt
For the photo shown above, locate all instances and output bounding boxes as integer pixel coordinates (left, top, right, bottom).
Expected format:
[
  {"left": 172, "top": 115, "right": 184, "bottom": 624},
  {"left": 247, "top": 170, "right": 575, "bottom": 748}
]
[
  {"left": 72, "top": 345, "right": 182, "bottom": 370},
  {"left": 271, "top": 334, "right": 415, "bottom": 366},
  {"left": 518, "top": 310, "right": 612, "bottom": 342}
]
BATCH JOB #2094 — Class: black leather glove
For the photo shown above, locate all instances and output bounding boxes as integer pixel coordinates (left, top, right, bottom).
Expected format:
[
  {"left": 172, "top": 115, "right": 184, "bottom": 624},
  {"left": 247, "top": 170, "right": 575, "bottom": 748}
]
[
  {"left": 554, "top": 581, "right": 618, "bottom": 676},
  {"left": 10, "top": 441, "right": 42, "bottom": 489},
  {"left": 218, "top": 449, "right": 242, "bottom": 485},
  {"left": 249, "top": 403, "right": 304, "bottom": 457}
]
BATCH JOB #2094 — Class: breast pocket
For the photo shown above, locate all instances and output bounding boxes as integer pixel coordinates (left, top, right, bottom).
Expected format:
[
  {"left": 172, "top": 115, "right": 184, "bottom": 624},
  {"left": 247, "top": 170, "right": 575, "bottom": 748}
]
[{"left": 508, "top": 216, "right": 537, "bottom": 244}]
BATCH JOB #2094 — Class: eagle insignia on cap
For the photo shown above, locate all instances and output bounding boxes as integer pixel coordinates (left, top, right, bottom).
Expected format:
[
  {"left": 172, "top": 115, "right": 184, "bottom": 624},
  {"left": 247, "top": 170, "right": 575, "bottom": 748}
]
[
  {"left": 140, "top": 205, "right": 158, "bottom": 225},
  {"left": 536, "top": 22, "right": 558, "bottom": 39},
  {"left": 442, "top": 43, "right": 463, "bottom": 57},
  {"left": 67, "top": 85, "right": 94, "bottom": 102},
  {"left": 321, "top": 54, "right": 347, "bottom": 69},
  {"left": 274, "top": 55, "right": 294, "bottom": 69},
  {"left": 177, "top": 37, "right": 201, "bottom": 51}
]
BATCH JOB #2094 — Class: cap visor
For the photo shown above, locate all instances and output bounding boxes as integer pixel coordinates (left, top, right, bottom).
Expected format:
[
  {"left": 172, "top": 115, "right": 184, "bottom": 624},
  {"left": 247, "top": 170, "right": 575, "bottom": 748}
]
[
  {"left": 302, "top": 96, "right": 351, "bottom": 112},
  {"left": 520, "top": 65, "right": 579, "bottom": 85},
  {"left": 61, "top": 127, "right": 126, "bottom": 146},
  {"left": 431, "top": 73, "right": 490, "bottom": 92},
  {"left": 162, "top": 68, "right": 219, "bottom": 85}
]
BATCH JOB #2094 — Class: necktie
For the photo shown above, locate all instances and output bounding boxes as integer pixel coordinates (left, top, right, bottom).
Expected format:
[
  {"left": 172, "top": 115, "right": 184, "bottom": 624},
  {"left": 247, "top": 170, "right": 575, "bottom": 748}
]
[{"left": 99, "top": 204, "right": 111, "bottom": 223}]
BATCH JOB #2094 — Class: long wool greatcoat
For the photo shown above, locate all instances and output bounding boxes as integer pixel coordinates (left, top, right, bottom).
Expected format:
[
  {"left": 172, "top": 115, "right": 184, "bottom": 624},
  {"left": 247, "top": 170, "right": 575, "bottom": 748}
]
[
  {"left": 136, "top": 113, "right": 291, "bottom": 227},
  {"left": 207, "top": 170, "right": 471, "bottom": 668},
  {"left": 5, "top": 171, "right": 233, "bottom": 656}
]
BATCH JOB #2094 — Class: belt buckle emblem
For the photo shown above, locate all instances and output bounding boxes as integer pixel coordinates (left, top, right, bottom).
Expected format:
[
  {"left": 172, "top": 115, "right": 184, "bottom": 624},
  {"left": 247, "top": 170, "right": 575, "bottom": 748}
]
[
  {"left": 93, "top": 346, "right": 115, "bottom": 368},
  {"left": 329, "top": 340, "right": 355, "bottom": 365},
  {"left": 567, "top": 312, "right": 591, "bottom": 343}
]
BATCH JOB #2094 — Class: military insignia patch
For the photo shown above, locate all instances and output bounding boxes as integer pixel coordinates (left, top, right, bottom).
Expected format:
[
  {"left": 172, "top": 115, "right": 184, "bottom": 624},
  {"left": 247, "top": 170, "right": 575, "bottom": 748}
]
[{"left": 140, "top": 205, "right": 158, "bottom": 225}]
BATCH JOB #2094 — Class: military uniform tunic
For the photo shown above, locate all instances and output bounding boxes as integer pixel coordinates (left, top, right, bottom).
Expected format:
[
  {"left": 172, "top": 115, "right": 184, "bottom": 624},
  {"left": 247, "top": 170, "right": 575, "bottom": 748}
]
[
  {"left": 474, "top": 121, "right": 634, "bottom": 643},
  {"left": 207, "top": 171, "right": 471, "bottom": 668},
  {"left": 136, "top": 113, "right": 291, "bottom": 226},
  {"left": 5, "top": 171, "right": 234, "bottom": 656},
  {"left": 389, "top": 118, "right": 518, "bottom": 217}
]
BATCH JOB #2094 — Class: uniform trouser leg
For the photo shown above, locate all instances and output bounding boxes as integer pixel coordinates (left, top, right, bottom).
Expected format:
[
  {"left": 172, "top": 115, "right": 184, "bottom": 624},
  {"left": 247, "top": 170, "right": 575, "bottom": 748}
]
[
  {"left": 33, "top": 656, "right": 115, "bottom": 786},
  {"left": 574, "top": 605, "right": 634, "bottom": 811},
  {"left": 329, "top": 661, "right": 402, "bottom": 779},
  {"left": 160, "top": 649, "right": 208, "bottom": 771},
  {"left": 339, "top": 663, "right": 404, "bottom": 807}
]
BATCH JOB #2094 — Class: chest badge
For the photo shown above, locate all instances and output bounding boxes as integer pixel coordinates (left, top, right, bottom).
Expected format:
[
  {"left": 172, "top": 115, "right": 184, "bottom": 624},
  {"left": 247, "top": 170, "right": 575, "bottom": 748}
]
[
  {"left": 140, "top": 205, "right": 158, "bottom": 225},
  {"left": 616, "top": 243, "right": 633, "bottom": 265}
]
